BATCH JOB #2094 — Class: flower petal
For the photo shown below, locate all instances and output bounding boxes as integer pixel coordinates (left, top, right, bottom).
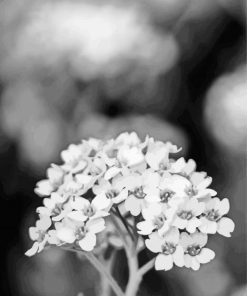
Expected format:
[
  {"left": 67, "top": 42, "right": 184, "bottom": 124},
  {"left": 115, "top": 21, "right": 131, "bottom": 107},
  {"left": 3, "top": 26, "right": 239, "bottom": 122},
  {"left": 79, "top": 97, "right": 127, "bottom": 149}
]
[
  {"left": 186, "top": 218, "right": 201, "bottom": 233},
  {"left": 36, "top": 216, "right": 52, "bottom": 231},
  {"left": 184, "top": 254, "right": 192, "bottom": 268},
  {"left": 35, "top": 180, "right": 53, "bottom": 196},
  {"left": 179, "top": 232, "right": 193, "bottom": 249},
  {"left": 79, "top": 233, "right": 96, "bottom": 251},
  {"left": 25, "top": 242, "right": 39, "bottom": 257},
  {"left": 145, "top": 232, "right": 163, "bottom": 253},
  {"left": 191, "top": 232, "right": 208, "bottom": 247},
  {"left": 67, "top": 211, "right": 88, "bottom": 222},
  {"left": 92, "top": 193, "right": 111, "bottom": 211},
  {"left": 218, "top": 198, "right": 230, "bottom": 216},
  {"left": 199, "top": 218, "right": 217, "bottom": 234},
  {"left": 217, "top": 217, "right": 235, "bottom": 237},
  {"left": 173, "top": 245, "right": 184, "bottom": 267},
  {"left": 173, "top": 217, "right": 187, "bottom": 230},
  {"left": 87, "top": 218, "right": 105, "bottom": 234},
  {"left": 137, "top": 221, "right": 155, "bottom": 235},
  {"left": 105, "top": 167, "right": 121, "bottom": 180},
  {"left": 71, "top": 197, "right": 89, "bottom": 210},
  {"left": 155, "top": 254, "right": 173, "bottom": 271},
  {"left": 196, "top": 248, "right": 215, "bottom": 264},
  {"left": 125, "top": 196, "right": 142, "bottom": 216},
  {"left": 56, "top": 227, "right": 75, "bottom": 243},
  {"left": 191, "top": 257, "right": 200, "bottom": 270}
]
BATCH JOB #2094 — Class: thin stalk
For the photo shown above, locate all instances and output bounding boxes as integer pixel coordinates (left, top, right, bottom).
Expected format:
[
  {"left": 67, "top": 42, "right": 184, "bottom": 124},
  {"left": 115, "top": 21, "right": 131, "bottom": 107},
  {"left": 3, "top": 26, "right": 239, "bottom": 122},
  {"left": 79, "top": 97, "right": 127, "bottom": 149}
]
[
  {"left": 100, "top": 251, "right": 117, "bottom": 296},
  {"left": 113, "top": 207, "right": 135, "bottom": 241},
  {"left": 138, "top": 258, "right": 155, "bottom": 276},
  {"left": 63, "top": 247, "right": 124, "bottom": 296}
]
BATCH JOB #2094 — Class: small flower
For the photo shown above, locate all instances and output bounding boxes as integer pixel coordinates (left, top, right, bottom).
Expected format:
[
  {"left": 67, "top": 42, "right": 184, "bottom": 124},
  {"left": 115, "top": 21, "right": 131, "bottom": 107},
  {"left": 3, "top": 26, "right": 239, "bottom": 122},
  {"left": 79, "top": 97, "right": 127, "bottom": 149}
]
[
  {"left": 145, "top": 228, "right": 184, "bottom": 271},
  {"left": 145, "top": 141, "right": 181, "bottom": 171},
  {"left": 170, "top": 157, "right": 196, "bottom": 177},
  {"left": 67, "top": 194, "right": 110, "bottom": 222},
  {"left": 146, "top": 174, "right": 191, "bottom": 208},
  {"left": 137, "top": 203, "right": 175, "bottom": 235},
  {"left": 117, "top": 145, "right": 145, "bottom": 167},
  {"left": 122, "top": 170, "right": 160, "bottom": 216},
  {"left": 93, "top": 176, "right": 128, "bottom": 205},
  {"left": 186, "top": 172, "right": 217, "bottom": 199},
  {"left": 56, "top": 218, "right": 105, "bottom": 251},
  {"left": 61, "top": 144, "right": 88, "bottom": 173},
  {"left": 25, "top": 216, "right": 51, "bottom": 256},
  {"left": 34, "top": 164, "right": 64, "bottom": 196},
  {"left": 75, "top": 173, "right": 97, "bottom": 191},
  {"left": 199, "top": 197, "right": 235, "bottom": 237},
  {"left": 173, "top": 198, "right": 205, "bottom": 233},
  {"left": 115, "top": 132, "right": 141, "bottom": 147},
  {"left": 37, "top": 192, "right": 71, "bottom": 221},
  {"left": 87, "top": 157, "right": 107, "bottom": 178},
  {"left": 180, "top": 231, "right": 215, "bottom": 270}
]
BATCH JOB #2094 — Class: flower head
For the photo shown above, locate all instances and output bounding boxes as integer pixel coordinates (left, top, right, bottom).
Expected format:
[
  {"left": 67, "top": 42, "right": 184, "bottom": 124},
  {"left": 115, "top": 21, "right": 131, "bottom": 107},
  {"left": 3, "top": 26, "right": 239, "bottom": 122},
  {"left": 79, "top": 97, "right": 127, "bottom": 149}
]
[{"left": 26, "top": 130, "right": 233, "bottom": 273}]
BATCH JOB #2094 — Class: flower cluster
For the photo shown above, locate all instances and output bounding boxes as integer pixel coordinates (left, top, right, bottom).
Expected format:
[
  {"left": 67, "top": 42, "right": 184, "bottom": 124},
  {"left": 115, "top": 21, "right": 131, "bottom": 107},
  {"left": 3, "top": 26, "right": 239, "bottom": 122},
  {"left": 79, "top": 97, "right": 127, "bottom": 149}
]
[{"left": 26, "top": 132, "right": 234, "bottom": 272}]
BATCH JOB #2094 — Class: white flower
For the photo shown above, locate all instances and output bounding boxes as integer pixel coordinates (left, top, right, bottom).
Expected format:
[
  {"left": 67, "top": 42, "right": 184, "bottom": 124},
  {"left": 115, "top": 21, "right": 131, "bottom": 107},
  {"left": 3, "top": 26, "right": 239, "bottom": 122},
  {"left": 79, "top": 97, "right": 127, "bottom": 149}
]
[
  {"left": 122, "top": 170, "right": 160, "bottom": 216},
  {"left": 75, "top": 173, "right": 97, "bottom": 191},
  {"left": 145, "top": 141, "right": 181, "bottom": 171},
  {"left": 186, "top": 172, "right": 217, "bottom": 199},
  {"left": 137, "top": 203, "right": 175, "bottom": 235},
  {"left": 61, "top": 144, "right": 87, "bottom": 173},
  {"left": 170, "top": 157, "right": 196, "bottom": 177},
  {"left": 180, "top": 231, "right": 215, "bottom": 270},
  {"left": 146, "top": 174, "right": 191, "bottom": 208},
  {"left": 199, "top": 197, "right": 235, "bottom": 237},
  {"left": 145, "top": 228, "right": 184, "bottom": 271},
  {"left": 25, "top": 216, "right": 51, "bottom": 256},
  {"left": 117, "top": 146, "right": 145, "bottom": 167},
  {"left": 87, "top": 157, "right": 107, "bottom": 177},
  {"left": 27, "top": 131, "right": 233, "bottom": 261},
  {"left": 173, "top": 198, "right": 205, "bottom": 233},
  {"left": 37, "top": 192, "right": 71, "bottom": 221},
  {"left": 115, "top": 132, "right": 141, "bottom": 147},
  {"left": 93, "top": 177, "right": 128, "bottom": 205},
  {"left": 67, "top": 195, "right": 110, "bottom": 222},
  {"left": 34, "top": 164, "right": 64, "bottom": 196},
  {"left": 56, "top": 218, "right": 105, "bottom": 251}
]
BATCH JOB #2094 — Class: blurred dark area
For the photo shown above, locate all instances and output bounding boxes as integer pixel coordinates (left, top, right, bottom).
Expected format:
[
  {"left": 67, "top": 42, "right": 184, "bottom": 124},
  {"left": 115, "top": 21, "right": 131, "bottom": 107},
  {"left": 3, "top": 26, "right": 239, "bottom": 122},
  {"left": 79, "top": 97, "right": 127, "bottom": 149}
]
[{"left": 0, "top": 0, "right": 246, "bottom": 295}]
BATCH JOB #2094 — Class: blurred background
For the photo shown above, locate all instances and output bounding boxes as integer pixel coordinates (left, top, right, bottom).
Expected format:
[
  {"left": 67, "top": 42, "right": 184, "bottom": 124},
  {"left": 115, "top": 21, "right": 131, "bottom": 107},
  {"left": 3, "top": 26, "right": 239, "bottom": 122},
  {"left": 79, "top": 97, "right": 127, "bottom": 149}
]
[{"left": 0, "top": 0, "right": 246, "bottom": 295}]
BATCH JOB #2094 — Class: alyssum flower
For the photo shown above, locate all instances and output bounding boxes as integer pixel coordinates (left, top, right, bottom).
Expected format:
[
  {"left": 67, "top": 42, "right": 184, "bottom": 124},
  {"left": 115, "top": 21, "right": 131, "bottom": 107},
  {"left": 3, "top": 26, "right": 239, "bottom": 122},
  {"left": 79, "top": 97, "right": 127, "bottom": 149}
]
[{"left": 26, "top": 131, "right": 234, "bottom": 291}]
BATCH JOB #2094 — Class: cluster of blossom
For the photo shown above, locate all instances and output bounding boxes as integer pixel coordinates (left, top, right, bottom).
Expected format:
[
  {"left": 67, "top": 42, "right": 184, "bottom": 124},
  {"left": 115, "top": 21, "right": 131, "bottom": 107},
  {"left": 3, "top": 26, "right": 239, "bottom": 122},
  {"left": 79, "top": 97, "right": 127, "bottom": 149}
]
[{"left": 26, "top": 132, "right": 234, "bottom": 272}]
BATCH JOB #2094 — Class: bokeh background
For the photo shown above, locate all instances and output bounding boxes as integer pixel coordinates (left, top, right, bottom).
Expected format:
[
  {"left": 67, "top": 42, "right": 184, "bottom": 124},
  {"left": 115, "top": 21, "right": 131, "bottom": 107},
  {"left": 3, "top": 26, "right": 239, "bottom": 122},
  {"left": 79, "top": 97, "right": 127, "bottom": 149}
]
[{"left": 0, "top": 0, "right": 246, "bottom": 295}]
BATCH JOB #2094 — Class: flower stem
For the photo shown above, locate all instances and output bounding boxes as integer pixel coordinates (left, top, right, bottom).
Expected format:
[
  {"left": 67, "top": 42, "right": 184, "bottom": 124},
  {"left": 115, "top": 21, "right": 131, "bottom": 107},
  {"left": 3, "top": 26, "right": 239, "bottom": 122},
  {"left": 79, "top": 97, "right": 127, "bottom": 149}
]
[
  {"left": 113, "top": 207, "right": 135, "bottom": 241},
  {"left": 63, "top": 247, "right": 124, "bottom": 296},
  {"left": 138, "top": 258, "right": 155, "bottom": 276},
  {"left": 84, "top": 252, "right": 125, "bottom": 296}
]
